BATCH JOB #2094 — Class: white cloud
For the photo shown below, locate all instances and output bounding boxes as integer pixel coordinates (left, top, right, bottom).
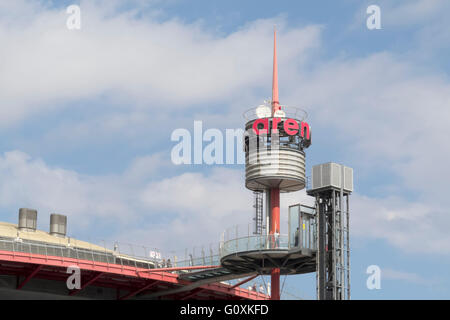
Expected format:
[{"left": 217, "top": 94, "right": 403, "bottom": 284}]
[
  {"left": 1, "top": 146, "right": 448, "bottom": 256},
  {"left": 0, "top": 0, "right": 323, "bottom": 252},
  {"left": 0, "top": 0, "right": 321, "bottom": 127},
  {"left": 352, "top": 0, "right": 450, "bottom": 54},
  {"left": 0, "top": 150, "right": 135, "bottom": 226},
  {"left": 0, "top": 150, "right": 256, "bottom": 251},
  {"left": 351, "top": 0, "right": 449, "bottom": 28},
  {"left": 141, "top": 169, "right": 246, "bottom": 218},
  {"left": 291, "top": 52, "right": 450, "bottom": 200},
  {"left": 379, "top": 0, "right": 449, "bottom": 27},
  {"left": 1, "top": 0, "right": 450, "bottom": 258},
  {"left": 352, "top": 194, "right": 450, "bottom": 254},
  {"left": 281, "top": 39, "right": 450, "bottom": 254},
  {"left": 0, "top": 148, "right": 317, "bottom": 253},
  {"left": 382, "top": 268, "right": 430, "bottom": 285}
]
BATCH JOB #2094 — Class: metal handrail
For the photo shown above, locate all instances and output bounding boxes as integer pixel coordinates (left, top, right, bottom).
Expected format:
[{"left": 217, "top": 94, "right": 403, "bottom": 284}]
[
  {"left": 220, "top": 233, "right": 316, "bottom": 258},
  {"left": 0, "top": 237, "right": 222, "bottom": 273},
  {"left": 221, "top": 234, "right": 289, "bottom": 257},
  {"left": 0, "top": 238, "right": 156, "bottom": 270},
  {"left": 243, "top": 105, "right": 308, "bottom": 122}
]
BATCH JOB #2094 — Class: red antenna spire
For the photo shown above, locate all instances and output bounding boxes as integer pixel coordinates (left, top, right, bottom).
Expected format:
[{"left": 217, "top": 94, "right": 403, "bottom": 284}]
[{"left": 272, "top": 26, "right": 280, "bottom": 115}]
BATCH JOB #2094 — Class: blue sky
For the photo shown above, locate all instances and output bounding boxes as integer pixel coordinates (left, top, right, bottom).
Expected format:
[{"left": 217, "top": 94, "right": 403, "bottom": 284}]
[{"left": 0, "top": 0, "right": 450, "bottom": 299}]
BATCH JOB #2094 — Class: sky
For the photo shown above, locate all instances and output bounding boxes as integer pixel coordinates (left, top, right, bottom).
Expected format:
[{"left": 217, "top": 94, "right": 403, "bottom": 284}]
[{"left": 0, "top": 0, "right": 450, "bottom": 299}]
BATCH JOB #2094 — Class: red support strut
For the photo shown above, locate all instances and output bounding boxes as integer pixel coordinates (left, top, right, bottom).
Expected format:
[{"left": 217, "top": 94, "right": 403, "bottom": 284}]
[
  {"left": 270, "top": 187, "right": 280, "bottom": 300},
  {"left": 271, "top": 268, "right": 280, "bottom": 300},
  {"left": 269, "top": 27, "right": 281, "bottom": 301},
  {"left": 17, "top": 264, "right": 42, "bottom": 290}
]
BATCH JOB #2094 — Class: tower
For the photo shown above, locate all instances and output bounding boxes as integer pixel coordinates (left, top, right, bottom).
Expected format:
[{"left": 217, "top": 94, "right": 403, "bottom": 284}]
[
  {"left": 219, "top": 29, "right": 353, "bottom": 301},
  {"left": 232, "top": 28, "right": 312, "bottom": 300},
  {"left": 307, "top": 163, "right": 353, "bottom": 300}
]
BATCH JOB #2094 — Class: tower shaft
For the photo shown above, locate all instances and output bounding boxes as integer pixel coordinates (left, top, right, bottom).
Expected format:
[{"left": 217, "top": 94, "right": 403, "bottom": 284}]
[
  {"left": 269, "top": 27, "right": 281, "bottom": 300},
  {"left": 241, "top": 27, "right": 312, "bottom": 300},
  {"left": 272, "top": 28, "right": 280, "bottom": 115},
  {"left": 270, "top": 187, "right": 280, "bottom": 300}
]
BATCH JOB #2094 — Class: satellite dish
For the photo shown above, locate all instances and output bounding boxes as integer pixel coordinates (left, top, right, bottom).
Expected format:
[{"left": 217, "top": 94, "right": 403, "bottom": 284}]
[
  {"left": 255, "top": 105, "right": 271, "bottom": 118},
  {"left": 273, "top": 109, "right": 286, "bottom": 118}
]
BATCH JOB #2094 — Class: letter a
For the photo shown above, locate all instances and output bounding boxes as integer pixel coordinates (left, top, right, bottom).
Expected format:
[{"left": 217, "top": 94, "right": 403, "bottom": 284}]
[
  {"left": 66, "top": 5, "right": 81, "bottom": 30},
  {"left": 366, "top": 5, "right": 381, "bottom": 30},
  {"left": 366, "top": 265, "right": 381, "bottom": 290},
  {"left": 66, "top": 265, "right": 81, "bottom": 290}
]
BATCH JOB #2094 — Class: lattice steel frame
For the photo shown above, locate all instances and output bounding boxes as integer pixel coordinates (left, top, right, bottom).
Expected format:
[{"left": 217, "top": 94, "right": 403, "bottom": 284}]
[
  {"left": 253, "top": 191, "right": 264, "bottom": 235},
  {"left": 312, "top": 187, "right": 350, "bottom": 300}
]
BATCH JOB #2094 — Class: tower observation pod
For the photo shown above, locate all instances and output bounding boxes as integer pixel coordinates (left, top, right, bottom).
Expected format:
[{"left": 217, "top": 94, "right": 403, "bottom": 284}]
[{"left": 219, "top": 28, "right": 314, "bottom": 300}]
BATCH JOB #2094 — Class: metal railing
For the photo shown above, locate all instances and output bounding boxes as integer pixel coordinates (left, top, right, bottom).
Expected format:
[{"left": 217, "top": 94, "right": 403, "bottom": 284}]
[
  {"left": 1, "top": 219, "right": 316, "bottom": 274},
  {"left": 0, "top": 237, "right": 220, "bottom": 272},
  {"left": 0, "top": 237, "right": 119, "bottom": 264},
  {"left": 243, "top": 105, "right": 308, "bottom": 121},
  {"left": 219, "top": 220, "right": 317, "bottom": 258},
  {"left": 0, "top": 236, "right": 315, "bottom": 299},
  {"left": 220, "top": 234, "right": 290, "bottom": 258}
]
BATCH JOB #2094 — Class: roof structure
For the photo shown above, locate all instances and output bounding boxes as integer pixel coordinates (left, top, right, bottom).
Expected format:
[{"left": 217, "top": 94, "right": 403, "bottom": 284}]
[{"left": 0, "top": 221, "right": 268, "bottom": 300}]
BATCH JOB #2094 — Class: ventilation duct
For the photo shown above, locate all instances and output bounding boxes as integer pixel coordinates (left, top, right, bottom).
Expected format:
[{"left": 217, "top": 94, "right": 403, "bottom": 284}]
[
  {"left": 18, "top": 208, "right": 37, "bottom": 232},
  {"left": 50, "top": 214, "right": 67, "bottom": 237}
]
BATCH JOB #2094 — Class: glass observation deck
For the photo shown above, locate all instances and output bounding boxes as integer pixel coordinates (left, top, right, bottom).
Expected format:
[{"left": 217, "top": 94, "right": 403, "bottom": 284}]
[
  {"left": 220, "top": 204, "right": 317, "bottom": 259},
  {"left": 218, "top": 204, "right": 317, "bottom": 275},
  {"left": 221, "top": 234, "right": 290, "bottom": 257}
]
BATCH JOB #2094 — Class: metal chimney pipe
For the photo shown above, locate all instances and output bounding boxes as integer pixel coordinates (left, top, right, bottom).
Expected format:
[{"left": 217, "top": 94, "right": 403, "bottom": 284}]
[
  {"left": 18, "top": 208, "right": 37, "bottom": 232},
  {"left": 49, "top": 214, "right": 67, "bottom": 237}
]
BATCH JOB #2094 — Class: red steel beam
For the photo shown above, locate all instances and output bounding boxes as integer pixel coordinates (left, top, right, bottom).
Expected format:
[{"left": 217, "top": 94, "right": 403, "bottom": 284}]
[
  {"left": 181, "top": 288, "right": 205, "bottom": 300},
  {"left": 17, "top": 264, "right": 43, "bottom": 290},
  {"left": 138, "top": 265, "right": 221, "bottom": 273},
  {"left": 119, "top": 280, "right": 159, "bottom": 300},
  {"left": 0, "top": 250, "right": 269, "bottom": 300},
  {"left": 200, "top": 282, "right": 268, "bottom": 300},
  {"left": 230, "top": 274, "right": 258, "bottom": 289},
  {"left": 69, "top": 272, "right": 104, "bottom": 296},
  {"left": 0, "top": 249, "right": 182, "bottom": 284}
]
